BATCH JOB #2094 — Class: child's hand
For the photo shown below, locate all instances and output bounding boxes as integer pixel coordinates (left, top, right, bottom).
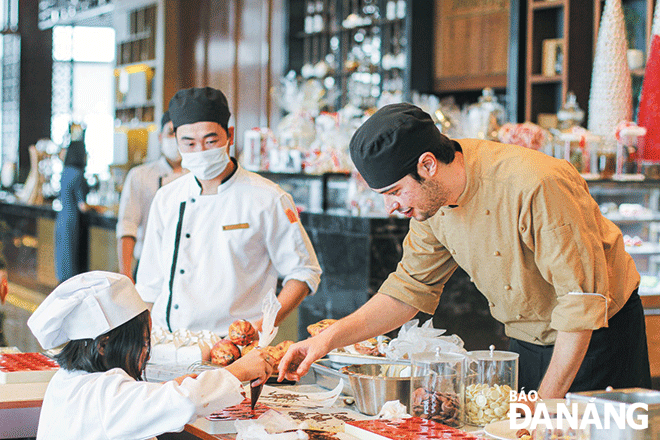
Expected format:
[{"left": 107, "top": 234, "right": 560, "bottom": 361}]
[{"left": 225, "top": 348, "right": 274, "bottom": 385}]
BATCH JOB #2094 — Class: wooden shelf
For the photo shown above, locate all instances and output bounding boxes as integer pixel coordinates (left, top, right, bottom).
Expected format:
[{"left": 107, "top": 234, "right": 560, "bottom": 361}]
[
  {"left": 115, "top": 101, "right": 155, "bottom": 111},
  {"left": 530, "top": 0, "right": 566, "bottom": 10},
  {"left": 117, "top": 30, "right": 153, "bottom": 44},
  {"left": 435, "top": 74, "right": 508, "bottom": 93},
  {"left": 529, "top": 74, "right": 562, "bottom": 84},
  {"left": 525, "top": 0, "right": 594, "bottom": 123},
  {"left": 115, "top": 59, "right": 158, "bottom": 70}
]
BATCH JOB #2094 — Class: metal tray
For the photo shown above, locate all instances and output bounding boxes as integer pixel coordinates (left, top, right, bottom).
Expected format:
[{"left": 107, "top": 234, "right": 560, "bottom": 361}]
[
  {"left": 310, "top": 359, "right": 353, "bottom": 396},
  {"left": 566, "top": 388, "right": 660, "bottom": 440},
  {"left": 327, "top": 350, "right": 410, "bottom": 366}
]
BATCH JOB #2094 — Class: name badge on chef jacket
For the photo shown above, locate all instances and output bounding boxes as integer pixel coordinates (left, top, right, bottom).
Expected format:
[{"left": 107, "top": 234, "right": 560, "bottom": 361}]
[{"left": 222, "top": 223, "right": 250, "bottom": 231}]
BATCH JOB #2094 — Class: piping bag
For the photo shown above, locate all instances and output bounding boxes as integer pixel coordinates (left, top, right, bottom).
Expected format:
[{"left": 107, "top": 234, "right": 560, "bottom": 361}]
[{"left": 251, "top": 289, "right": 280, "bottom": 411}]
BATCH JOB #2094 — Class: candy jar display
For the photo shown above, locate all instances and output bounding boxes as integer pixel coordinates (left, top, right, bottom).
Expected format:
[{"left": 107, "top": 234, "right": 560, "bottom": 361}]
[
  {"left": 410, "top": 350, "right": 465, "bottom": 428},
  {"left": 464, "top": 346, "right": 518, "bottom": 427},
  {"left": 463, "top": 88, "right": 505, "bottom": 140},
  {"left": 557, "top": 92, "right": 585, "bottom": 130},
  {"left": 596, "top": 141, "right": 616, "bottom": 178},
  {"left": 614, "top": 122, "right": 646, "bottom": 176}
]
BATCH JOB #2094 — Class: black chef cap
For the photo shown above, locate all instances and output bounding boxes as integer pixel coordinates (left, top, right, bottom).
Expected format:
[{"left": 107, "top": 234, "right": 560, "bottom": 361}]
[
  {"left": 168, "top": 87, "right": 231, "bottom": 131},
  {"left": 160, "top": 110, "right": 171, "bottom": 130},
  {"left": 350, "top": 103, "right": 450, "bottom": 189}
]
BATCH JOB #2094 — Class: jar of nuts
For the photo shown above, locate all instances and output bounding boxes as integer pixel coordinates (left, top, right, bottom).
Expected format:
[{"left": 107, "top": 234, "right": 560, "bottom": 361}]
[
  {"left": 464, "top": 345, "right": 519, "bottom": 427},
  {"left": 410, "top": 350, "right": 466, "bottom": 428}
]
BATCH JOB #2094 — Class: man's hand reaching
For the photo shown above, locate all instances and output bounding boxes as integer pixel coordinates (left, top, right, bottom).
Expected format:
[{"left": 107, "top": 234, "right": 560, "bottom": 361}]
[{"left": 277, "top": 335, "right": 332, "bottom": 382}]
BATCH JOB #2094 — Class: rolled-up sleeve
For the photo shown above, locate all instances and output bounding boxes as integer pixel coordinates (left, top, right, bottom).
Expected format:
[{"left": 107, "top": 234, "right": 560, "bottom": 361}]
[
  {"left": 266, "top": 194, "right": 322, "bottom": 294},
  {"left": 552, "top": 292, "right": 609, "bottom": 331},
  {"left": 379, "top": 218, "right": 457, "bottom": 314}
]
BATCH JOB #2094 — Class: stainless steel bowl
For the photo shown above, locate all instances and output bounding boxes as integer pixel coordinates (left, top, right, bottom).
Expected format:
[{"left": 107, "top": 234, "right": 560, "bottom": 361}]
[{"left": 340, "top": 363, "right": 412, "bottom": 416}]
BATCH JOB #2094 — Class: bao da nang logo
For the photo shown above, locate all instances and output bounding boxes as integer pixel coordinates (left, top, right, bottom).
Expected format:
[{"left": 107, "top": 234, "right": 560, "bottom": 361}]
[{"left": 508, "top": 389, "right": 648, "bottom": 431}]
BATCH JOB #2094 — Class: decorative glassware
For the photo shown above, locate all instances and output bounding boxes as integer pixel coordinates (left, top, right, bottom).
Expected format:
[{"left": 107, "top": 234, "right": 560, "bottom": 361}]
[{"left": 410, "top": 350, "right": 465, "bottom": 428}]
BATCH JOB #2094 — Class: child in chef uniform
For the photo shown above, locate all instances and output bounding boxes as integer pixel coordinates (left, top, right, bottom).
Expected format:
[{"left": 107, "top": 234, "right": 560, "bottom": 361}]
[{"left": 27, "top": 271, "right": 273, "bottom": 440}]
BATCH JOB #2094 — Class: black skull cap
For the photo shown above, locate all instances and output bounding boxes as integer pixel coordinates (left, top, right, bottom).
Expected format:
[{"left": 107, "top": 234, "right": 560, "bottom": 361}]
[
  {"left": 349, "top": 103, "right": 446, "bottom": 189},
  {"left": 168, "top": 87, "right": 231, "bottom": 131}
]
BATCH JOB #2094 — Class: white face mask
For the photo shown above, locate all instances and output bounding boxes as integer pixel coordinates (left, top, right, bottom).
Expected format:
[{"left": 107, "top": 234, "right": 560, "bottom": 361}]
[
  {"left": 160, "top": 137, "right": 181, "bottom": 161},
  {"left": 180, "top": 143, "right": 231, "bottom": 180}
]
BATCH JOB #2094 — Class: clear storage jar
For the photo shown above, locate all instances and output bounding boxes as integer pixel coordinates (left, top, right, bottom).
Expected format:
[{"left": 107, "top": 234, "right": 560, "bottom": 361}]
[
  {"left": 465, "top": 346, "right": 518, "bottom": 427},
  {"left": 410, "top": 351, "right": 465, "bottom": 428}
]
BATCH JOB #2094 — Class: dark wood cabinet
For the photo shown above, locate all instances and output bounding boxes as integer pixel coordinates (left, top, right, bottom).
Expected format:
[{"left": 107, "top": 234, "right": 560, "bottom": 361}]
[{"left": 433, "top": 0, "right": 510, "bottom": 93}]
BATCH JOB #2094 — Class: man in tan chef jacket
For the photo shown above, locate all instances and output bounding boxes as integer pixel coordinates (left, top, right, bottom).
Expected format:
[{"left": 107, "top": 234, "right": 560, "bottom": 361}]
[{"left": 279, "top": 103, "right": 652, "bottom": 398}]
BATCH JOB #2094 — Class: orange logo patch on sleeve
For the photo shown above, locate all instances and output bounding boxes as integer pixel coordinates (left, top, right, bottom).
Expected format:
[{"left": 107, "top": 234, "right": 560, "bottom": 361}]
[{"left": 285, "top": 208, "right": 298, "bottom": 223}]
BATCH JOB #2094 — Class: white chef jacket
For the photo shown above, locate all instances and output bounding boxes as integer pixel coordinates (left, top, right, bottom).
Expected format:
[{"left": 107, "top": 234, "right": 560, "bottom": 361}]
[
  {"left": 135, "top": 163, "right": 322, "bottom": 334},
  {"left": 36, "top": 367, "right": 244, "bottom": 440},
  {"left": 116, "top": 157, "right": 175, "bottom": 260}
]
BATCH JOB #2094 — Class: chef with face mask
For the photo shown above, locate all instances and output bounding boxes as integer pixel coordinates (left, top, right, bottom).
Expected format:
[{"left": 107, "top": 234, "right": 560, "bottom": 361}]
[
  {"left": 135, "top": 87, "right": 322, "bottom": 335},
  {"left": 116, "top": 111, "right": 187, "bottom": 283}
]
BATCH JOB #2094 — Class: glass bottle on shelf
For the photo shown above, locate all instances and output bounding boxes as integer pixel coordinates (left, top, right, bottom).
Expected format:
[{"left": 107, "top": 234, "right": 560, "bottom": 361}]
[
  {"left": 557, "top": 91, "right": 585, "bottom": 130},
  {"left": 396, "top": 0, "right": 406, "bottom": 19},
  {"left": 305, "top": 1, "right": 315, "bottom": 33},
  {"left": 313, "top": 0, "right": 324, "bottom": 32},
  {"left": 363, "top": 0, "right": 379, "bottom": 18},
  {"left": 386, "top": 0, "right": 396, "bottom": 20},
  {"left": 464, "top": 88, "right": 505, "bottom": 140}
]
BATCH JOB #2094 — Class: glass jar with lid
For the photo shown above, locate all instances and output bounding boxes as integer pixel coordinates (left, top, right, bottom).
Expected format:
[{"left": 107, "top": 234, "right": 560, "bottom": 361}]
[
  {"left": 463, "top": 88, "right": 505, "bottom": 141},
  {"left": 557, "top": 91, "right": 585, "bottom": 130},
  {"left": 464, "top": 345, "right": 518, "bottom": 427},
  {"left": 410, "top": 350, "right": 465, "bottom": 428}
]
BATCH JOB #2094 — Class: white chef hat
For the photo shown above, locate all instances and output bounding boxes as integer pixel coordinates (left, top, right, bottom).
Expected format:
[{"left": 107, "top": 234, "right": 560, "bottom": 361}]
[{"left": 28, "top": 271, "right": 148, "bottom": 349}]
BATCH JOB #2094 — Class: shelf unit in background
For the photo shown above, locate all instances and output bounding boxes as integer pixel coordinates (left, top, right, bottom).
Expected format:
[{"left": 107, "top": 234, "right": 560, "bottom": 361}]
[
  {"left": 587, "top": 179, "right": 660, "bottom": 283},
  {"left": 525, "top": 0, "right": 594, "bottom": 124},
  {"left": 110, "top": 0, "right": 164, "bottom": 171},
  {"left": 38, "top": 1, "right": 115, "bottom": 30},
  {"left": 586, "top": 178, "right": 660, "bottom": 382},
  {"left": 287, "top": 0, "right": 433, "bottom": 110},
  {"left": 113, "top": 3, "right": 157, "bottom": 125}
]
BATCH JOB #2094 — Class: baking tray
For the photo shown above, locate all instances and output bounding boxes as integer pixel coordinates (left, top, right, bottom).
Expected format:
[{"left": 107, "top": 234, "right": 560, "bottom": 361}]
[
  {"left": 310, "top": 359, "right": 353, "bottom": 396},
  {"left": 0, "top": 353, "right": 59, "bottom": 384}
]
